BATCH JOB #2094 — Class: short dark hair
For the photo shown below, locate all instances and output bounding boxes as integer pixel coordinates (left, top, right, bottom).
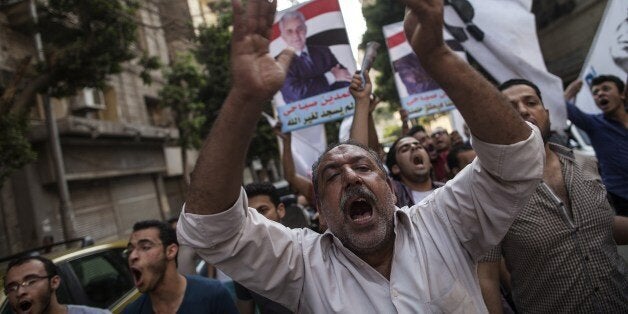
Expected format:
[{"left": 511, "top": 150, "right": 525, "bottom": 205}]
[
  {"left": 166, "top": 217, "right": 178, "bottom": 225},
  {"left": 385, "top": 135, "right": 414, "bottom": 180},
  {"left": 132, "top": 220, "right": 178, "bottom": 247},
  {"left": 591, "top": 75, "right": 625, "bottom": 93},
  {"left": 447, "top": 143, "right": 474, "bottom": 170},
  {"left": 5, "top": 256, "right": 58, "bottom": 280},
  {"left": 407, "top": 125, "right": 426, "bottom": 137},
  {"left": 311, "top": 140, "right": 387, "bottom": 200},
  {"left": 498, "top": 79, "right": 543, "bottom": 101},
  {"left": 244, "top": 182, "right": 280, "bottom": 206}
]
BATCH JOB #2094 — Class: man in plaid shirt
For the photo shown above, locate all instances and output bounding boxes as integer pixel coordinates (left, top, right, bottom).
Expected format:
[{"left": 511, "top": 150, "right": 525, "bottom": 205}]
[{"left": 478, "top": 79, "right": 628, "bottom": 313}]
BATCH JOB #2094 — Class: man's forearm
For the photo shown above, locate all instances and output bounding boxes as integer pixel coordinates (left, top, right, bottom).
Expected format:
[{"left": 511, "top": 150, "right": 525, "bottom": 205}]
[
  {"left": 420, "top": 47, "right": 529, "bottom": 145},
  {"left": 186, "top": 91, "right": 262, "bottom": 214},
  {"left": 350, "top": 99, "right": 370, "bottom": 146}
]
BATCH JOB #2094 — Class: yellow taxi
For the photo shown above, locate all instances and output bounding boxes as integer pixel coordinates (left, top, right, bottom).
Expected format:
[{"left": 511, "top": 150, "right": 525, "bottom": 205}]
[{"left": 0, "top": 239, "right": 139, "bottom": 313}]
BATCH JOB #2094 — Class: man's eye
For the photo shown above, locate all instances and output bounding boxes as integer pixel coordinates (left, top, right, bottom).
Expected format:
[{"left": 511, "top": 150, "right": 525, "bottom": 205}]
[
  {"left": 356, "top": 165, "right": 370, "bottom": 171},
  {"left": 326, "top": 173, "right": 338, "bottom": 182}
]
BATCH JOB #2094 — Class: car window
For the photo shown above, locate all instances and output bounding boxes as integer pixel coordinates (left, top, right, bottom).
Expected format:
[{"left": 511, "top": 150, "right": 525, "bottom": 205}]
[{"left": 68, "top": 248, "right": 134, "bottom": 309}]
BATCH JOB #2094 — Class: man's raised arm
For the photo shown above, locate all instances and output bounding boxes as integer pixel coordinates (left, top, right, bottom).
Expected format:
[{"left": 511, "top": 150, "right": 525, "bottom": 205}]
[
  {"left": 186, "top": 0, "right": 294, "bottom": 215},
  {"left": 401, "top": 0, "right": 530, "bottom": 144}
]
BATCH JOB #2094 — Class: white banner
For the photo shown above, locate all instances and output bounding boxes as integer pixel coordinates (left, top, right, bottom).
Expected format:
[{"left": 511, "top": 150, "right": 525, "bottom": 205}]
[
  {"left": 443, "top": 0, "right": 567, "bottom": 131},
  {"left": 574, "top": 0, "right": 628, "bottom": 114}
]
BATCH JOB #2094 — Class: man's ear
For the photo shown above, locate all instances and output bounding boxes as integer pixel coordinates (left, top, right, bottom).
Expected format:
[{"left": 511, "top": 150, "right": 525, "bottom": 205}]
[
  {"left": 50, "top": 275, "right": 61, "bottom": 290},
  {"left": 391, "top": 164, "right": 400, "bottom": 176},
  {"left": 166, "top": 244, "right": 178, "bottom": 261},
  {"left": 386, "top": 177, "right": 397, "bottom": 206},
  {"left": 277, "top": 203, "right": 286, "bottom": 220}
]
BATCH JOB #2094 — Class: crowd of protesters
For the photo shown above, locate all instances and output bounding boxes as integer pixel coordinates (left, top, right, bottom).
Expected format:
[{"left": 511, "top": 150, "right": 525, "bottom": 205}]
[{"left": 4, "top": 0, "right": 627, "bottom": 312}]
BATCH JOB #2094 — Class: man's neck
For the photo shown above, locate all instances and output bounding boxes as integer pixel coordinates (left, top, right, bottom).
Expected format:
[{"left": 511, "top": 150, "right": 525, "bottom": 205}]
[
  {"left": 149, "top": 267, "right": 187, "bottom": 312},
  {"left": 355, "top": 238, "right": 395, "bottom": 280},
  {"left": 400, "top": 175, "right": 433, "bottom": 192},
  {"left": 45, "top": 297, "right": 67, "bottom": 314},
  {"left": 604, "top": 107, "right": 628, "bottom": 127}
]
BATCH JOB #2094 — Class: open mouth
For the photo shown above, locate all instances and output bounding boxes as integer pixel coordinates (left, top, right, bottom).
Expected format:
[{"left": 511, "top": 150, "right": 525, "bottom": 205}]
[
  {"left": 19, "top": 300, "right": 32, "bottom": 312},
  {"left": 599, "top": 99, "right": 609, "bottom": 106},
  {"left": 348, "top": 198, "right": 373, "bottom": 223},
  {"left": 412, "top": 155, "right": 424, "bottom": 166},
  {"left": 130, "top": 267, "right": 143, "bottom": 287}
]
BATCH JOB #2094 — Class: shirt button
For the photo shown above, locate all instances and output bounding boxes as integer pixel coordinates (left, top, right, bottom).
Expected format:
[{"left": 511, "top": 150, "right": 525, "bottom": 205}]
[{"left": 392, "top": 289, "right": 399, "bottom": 298}]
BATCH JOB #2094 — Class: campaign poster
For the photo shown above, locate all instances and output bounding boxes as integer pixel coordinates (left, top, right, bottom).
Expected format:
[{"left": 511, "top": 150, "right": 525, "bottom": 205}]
[
  {"left": 270, "top": 0, "right": 357, "bottom": 132},
  {"left": 575, "top": 0, "right": 628, "bottom": 114},
  {"left": 382, "top": 22, "right": 458, "bottom": 119}
]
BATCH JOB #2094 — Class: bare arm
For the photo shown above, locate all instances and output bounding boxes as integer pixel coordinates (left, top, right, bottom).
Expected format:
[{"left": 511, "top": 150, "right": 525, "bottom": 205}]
[
  {"left": 400, "top": 109, "right": 410, "bottom": 135},
  {"left": 367, "top": 96, "right": 381, "bottom": 152},
  {"left": 274, "top": 126, "right": 314, "bottom": 204},
  {"left": 477, "top": 262, "right": 504, "bottom": 314},
  {"left": 186, "top": 0, "right": 294, "bottom": 214},
  {"left": 349, "top": 71, "right": 373, "bottom": 146},
  {"left": 613, "top": 215, "right": 628, "bottom": 246},
  {"left": 401, "top": 0, "right": 529, "bottom": 144}
]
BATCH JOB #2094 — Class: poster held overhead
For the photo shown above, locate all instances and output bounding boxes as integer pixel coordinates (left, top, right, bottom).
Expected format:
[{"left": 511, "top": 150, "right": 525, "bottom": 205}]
[
  {"left": 270, "top": 0, "right": 356, "bottom": 133},
  {"left": 383, "top": 22, "right": 463, "bottom": 120}
]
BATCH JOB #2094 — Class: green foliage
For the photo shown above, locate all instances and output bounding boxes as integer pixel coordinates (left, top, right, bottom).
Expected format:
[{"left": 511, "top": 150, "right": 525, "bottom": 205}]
[
  {"left": 0, "top": 115, "right": 37, "bottom": 187},
  {"left": 195, "top": 21, "right": 232, "bottom": 135},
  {"left": 36, "top": 0, "right": 140, "bottom": 97},
  {"left": 159, "top": 53, "right": 206, "bottom": 150},
  {"left": 160, "top": 0, "right": 279, "bottom": 165},
  {"left": 139, "top": 55, "right": 162, "bottom": 85},
  {"left": 0, "top": 0, "right": 143, "bottom": 185},
  {"left": 361, "top": 0, "right": 405, "bottom": 111}
]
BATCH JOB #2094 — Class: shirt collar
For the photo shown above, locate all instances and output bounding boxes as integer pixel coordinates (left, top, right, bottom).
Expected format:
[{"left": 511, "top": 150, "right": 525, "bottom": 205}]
[{"left": 549, "top": 142, "right": 575, "bottom": 161}]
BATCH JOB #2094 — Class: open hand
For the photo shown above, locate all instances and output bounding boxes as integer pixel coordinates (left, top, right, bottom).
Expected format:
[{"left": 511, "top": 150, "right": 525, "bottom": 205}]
[
  {"left": 564, "top": 79, "right": 583, "bottom": 102},
  {"left": 230, "top": 0, "right": 294, "bottom": 103},
  {"left": 400, "top": 0, "right": 446, "bottom": 60}
]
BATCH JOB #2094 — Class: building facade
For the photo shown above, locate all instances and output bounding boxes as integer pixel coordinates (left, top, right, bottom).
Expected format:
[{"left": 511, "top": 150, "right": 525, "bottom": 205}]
[{"left": 0, "top": 0, "right": 214, "bottom": 255}]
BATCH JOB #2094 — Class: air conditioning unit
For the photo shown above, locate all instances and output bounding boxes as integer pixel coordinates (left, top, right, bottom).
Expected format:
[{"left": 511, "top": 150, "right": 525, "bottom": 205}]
[{"left": 70, "top": 88, "right": 106, "bottom": 111}]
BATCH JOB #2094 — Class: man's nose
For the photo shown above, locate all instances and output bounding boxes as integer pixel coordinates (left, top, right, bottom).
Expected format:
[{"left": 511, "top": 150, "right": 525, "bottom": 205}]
[
  {"left": 342, "top": 167, "right": 363, "bottom": 187},
  {"left": 516, "top": 102, "right": 530, "bottom": 117}
]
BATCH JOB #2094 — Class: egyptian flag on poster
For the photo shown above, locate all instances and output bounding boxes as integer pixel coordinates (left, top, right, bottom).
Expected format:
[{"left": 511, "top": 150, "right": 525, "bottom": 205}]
[
  {"left": 383, "top": 22, "right": 465, "bottom": 120},
  {"left": 270, "top": 0, "right": 357, "bottom": 133}
]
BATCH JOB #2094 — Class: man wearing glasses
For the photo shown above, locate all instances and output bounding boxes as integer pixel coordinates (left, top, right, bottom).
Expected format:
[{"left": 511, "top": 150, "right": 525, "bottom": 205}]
[
  {"left": 4, "top": 256, "right": 110, "bottom": 314},
  {"left": 123, "top": 220, "right": 237, "bottom": 313}
]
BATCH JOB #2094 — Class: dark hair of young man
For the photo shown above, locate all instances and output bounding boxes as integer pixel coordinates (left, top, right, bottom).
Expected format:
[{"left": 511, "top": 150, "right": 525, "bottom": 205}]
[
  {"left": 5, "top": 256, "right": 58, "bottom": 280},
  {"left": 591, "top": 75, "right": 625, "bottom": 92},
  {"left": 407, "top": 125, "right": 427, "bottom": 137},
  {"left": 385, "top": 135, "right": 415, "bottom": 181},
  {"left": 244, "top": 182, "right": 281, "bottom": 207},
  {"left": 447, "top": 143, "right": 474, "bottom": 171},
  {"left": 498, "top": 79, "right": 543, "bottom": 101},
  {"left": 132, "top": 220, "right": 178, "bottom": 247}
]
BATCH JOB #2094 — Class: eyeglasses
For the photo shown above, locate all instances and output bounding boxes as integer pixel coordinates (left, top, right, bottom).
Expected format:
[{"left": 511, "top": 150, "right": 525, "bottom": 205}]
[
  {"left": 123, "top": 241, "right": 163, "bottom": 258},
  {"left": 431, "top": 130, "right": 448, "bottom": 138},
  {"left": 4, "top": 275, "right": 51, "bottom": 294}
]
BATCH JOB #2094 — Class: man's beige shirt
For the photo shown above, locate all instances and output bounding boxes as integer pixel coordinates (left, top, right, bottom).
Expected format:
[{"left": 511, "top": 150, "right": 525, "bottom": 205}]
[{"left": 178, "top": 125, "right": 544, "bottom": 313}]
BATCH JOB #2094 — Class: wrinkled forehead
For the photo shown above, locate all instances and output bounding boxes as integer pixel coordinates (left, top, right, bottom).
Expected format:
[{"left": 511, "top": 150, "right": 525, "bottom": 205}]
[{"left": 321, "top": 144, "right": 372, "bottom": 163}]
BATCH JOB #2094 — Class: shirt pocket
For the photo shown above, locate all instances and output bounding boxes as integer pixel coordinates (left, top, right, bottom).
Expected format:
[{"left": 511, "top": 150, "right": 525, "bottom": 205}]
[{"left": 429, "top": 281, "right": 477, "bottom": 314}]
